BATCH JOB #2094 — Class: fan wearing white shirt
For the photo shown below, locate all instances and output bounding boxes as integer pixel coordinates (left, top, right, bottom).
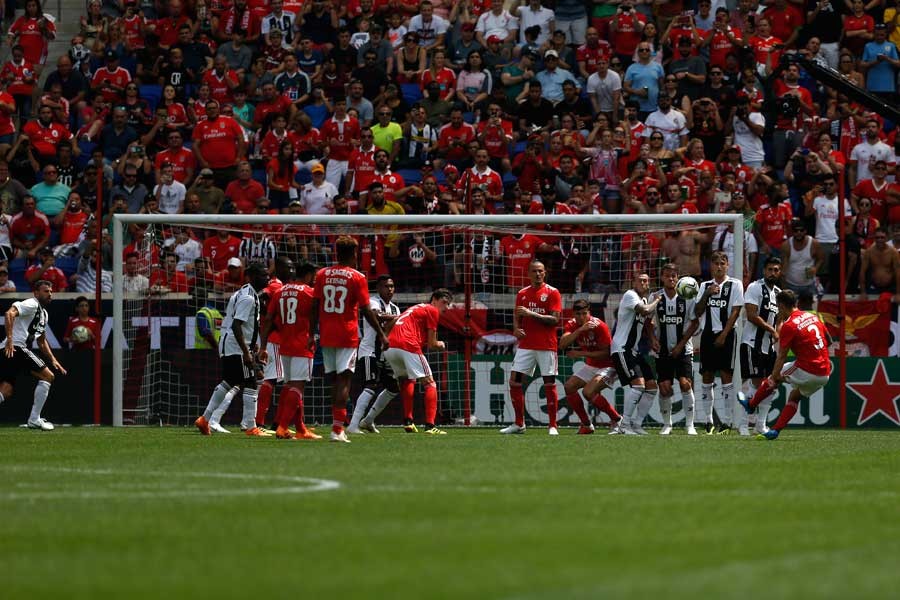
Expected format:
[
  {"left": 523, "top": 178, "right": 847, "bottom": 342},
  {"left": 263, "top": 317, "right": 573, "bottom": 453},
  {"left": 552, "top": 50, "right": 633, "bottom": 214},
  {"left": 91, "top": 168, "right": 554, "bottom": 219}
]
[
  {"left": 476, "top": 0, "right": 519, "bottom": 47},
  {"left": 153, "top": 163, "right": 187, "bottom": 214},
  {"left": 300, "top": 163, "right": 340, "bottom": 214},
  {"left": 516, "top": 0, "right": 554, "bottom": 46}
]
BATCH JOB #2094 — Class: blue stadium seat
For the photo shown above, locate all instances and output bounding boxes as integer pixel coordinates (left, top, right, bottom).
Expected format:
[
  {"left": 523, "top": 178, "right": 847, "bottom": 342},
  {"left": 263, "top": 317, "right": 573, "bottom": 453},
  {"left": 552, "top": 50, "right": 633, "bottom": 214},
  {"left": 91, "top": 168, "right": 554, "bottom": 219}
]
[
  {"left": 397, "top": 169, "right": 421, "bottom": 185},
  {"left": 512, "top": 141, "right": 527, "bottom": 156},
  {"left": 400, "top": 83, "right": 423, "bottom": 105},
  {"left": 77, "top": 140, "right": 96, "bottom": 169},
  {"left": 252, "top": 168, "right": 267, "bottom": 189},
  {"left": 502, "top": 172, "right": 517, "bottom": 186},
  {"left": 54, "top": 256, "right": 80, "bottom": 277},
  {"left": 139, "top": 85, "right": 163, "bottom": 110},
  {"left": 8, "top": 259, "right": 27, "bottom": 291}
]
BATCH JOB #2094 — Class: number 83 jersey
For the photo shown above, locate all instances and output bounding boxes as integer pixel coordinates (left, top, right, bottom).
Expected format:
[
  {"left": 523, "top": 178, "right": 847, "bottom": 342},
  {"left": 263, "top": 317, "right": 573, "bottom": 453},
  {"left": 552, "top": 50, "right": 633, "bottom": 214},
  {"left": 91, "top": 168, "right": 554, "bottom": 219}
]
[{"left": 314, "top": 266, "right": 370, "bottom": 348}]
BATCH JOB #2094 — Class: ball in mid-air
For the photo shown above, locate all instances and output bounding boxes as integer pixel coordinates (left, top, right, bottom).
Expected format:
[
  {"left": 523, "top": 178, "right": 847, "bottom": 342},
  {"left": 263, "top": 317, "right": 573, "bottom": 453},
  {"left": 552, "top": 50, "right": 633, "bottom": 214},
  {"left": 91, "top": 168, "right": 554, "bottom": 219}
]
[
  {"left": 71, "top": 325, "right": 91, "bottom": 344},
  {"left": 676, "top": 276, "right": 700, "bottom": 299}
]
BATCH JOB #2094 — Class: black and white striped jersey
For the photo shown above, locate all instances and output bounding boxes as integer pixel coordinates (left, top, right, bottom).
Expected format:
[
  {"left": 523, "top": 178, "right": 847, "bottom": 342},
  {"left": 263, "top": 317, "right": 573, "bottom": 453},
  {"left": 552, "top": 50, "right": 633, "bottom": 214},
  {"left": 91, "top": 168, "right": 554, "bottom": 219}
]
[
  {"left": 742, "top": 279, "right": 780, "bottom": 354},
  {"left": 612, "top": 289, "right": 647, "bottom": 355},
  {"left": 654, "top": 290, "right": 696, "bottom": 355},
  {"left": 697, "top": 277, "right": 744, "bottom": 335}
]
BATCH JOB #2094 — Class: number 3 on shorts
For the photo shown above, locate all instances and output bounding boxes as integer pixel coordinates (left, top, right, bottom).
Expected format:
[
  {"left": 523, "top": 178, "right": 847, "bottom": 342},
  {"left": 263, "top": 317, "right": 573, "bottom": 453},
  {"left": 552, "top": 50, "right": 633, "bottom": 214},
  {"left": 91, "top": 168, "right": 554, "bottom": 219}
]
[{"left": 323, "top": 285, "right": 347, "bottom": 313}]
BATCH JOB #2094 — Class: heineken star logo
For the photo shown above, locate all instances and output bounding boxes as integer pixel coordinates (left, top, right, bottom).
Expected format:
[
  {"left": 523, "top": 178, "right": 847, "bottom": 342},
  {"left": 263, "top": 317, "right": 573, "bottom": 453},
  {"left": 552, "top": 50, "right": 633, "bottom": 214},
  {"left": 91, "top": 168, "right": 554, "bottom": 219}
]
[{"left": 847, "top": 360, "right": 900, "bottom": 426}]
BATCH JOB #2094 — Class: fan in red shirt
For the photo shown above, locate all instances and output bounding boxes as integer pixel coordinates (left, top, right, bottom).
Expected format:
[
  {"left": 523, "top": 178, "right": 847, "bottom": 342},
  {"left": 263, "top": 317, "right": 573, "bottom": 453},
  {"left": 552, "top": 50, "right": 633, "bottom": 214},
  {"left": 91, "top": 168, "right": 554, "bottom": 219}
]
[
  {"left": 149, "top": 252, "right": 190, "bottom": 293},
  {"left": 754, "top": 192, "right": 794, "bottom": 252},
  {"left": 761, "top": 0, "right": 802, "bottom": 46},
  {"left": 377, "top": 289, "right": 453, "bottom": 434},
  {"left": 320, "top": 98, "right": 361, "bottom": 187},
  {"left": 576, "top": 28, "right": 611, "bottom": 77},
  {"left": 559, "top": 299, "right": 621, "bottom": 434},
  {"left": 63, "top": 297, "right": 101, "bottom": 350},
  {"left": 154, "top": 139, "right": 196, "bottom": 183},
  {"left": 610, "top": 4, "right": 646, "bottom": 59},
  {"left": 851, "top": 162, "right": 892, "bottom": 224},
  {"left": 8, "top": 7, "right": 56, "bottom": 67},
  {"left": 500, "top": 233, "right": 546, "bottom": 290},
  {"left": 476, "top": 108, "right": 514, "bottom": 167},
  {"left": 253, "top": 82, "right": 292, "bottom": 130},
  {"left": 192, "top": 100, "right": 245, "bottom": 173},
  {"left": 437, "top": 108, "right": 476, "bottom": 162},
  {"left": 0, "top": 90, "right": 15, "bottom": 139},
  {"left": 203, "top": 230, "right": 241, "bottom": 272},
  {"left": 746, "top": 18, "right": 783, "bottom": 69},
  {"left": 22, "top": 105, "right": 74, "bottom": 162},
  {"left": 309, "top": 236, "right": 386, "bottom": 442},
  {"left": 347, "top": 131, "right": 378, "bottom": 202},
  {"left": 501, "top": 260, "right": 562, "bottom": 435},
  {"left": 202, "top": 57, "right": 241, "bottom": 105},
  {"left": 25, "top": 249, "right": 67, "bottom": 292},
  {"left": 459, "top": 148, "right": 504, "bottom": 206},
  {"left": 1, "top": 46, "right": 36, "bottom": 100},
  {"left": 742, "top": 290, "right": 832, "bottom": 440},
  {"left": 704, "top": 11, "right": 742, "bottom": 69},
  {"left": 91, "top": 51, "right": 132, "bottom": 103},
  {"left": 57, "top": 195, "right": 89, "bottom": 245}
]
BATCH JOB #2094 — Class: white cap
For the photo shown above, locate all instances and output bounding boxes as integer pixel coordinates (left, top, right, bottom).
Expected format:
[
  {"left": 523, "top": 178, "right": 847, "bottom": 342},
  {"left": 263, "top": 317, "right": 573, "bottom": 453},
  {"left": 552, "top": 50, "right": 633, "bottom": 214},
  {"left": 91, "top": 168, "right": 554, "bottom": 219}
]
[{"left": 227, "top": 257, "right": 242, "bottom": 268}]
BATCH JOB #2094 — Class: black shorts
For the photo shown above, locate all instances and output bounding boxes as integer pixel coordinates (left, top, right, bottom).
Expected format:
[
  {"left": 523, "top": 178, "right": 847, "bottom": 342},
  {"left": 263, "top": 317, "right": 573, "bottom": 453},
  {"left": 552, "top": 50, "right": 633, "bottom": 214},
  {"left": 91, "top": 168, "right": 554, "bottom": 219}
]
[
  {"left": 221, "top": 354, "right": 256, "bottom": 389},
  {"left": 740, "top": 344, "right": 776, "bottom": 380},
  {"left": 612, "top": 351, "right": 655, "bottom": 384},
  {"left": 656, "top": 352, "right": 693, "bottom": 383},
  {"left": 355, "top": 355, "right": 398, "bottom": 393},
  {"left": 699, "top": 330, "right": 736, "bottom": 374},
  {"left": 0, "top": 346, "right": 47, "bottom": 384}
]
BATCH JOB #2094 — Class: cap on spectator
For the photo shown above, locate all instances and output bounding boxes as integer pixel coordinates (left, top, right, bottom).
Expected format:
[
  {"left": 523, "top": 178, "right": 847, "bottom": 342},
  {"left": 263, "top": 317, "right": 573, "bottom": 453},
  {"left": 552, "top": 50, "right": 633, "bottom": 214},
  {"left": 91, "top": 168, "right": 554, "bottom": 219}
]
[
  {"left": 461, "top": 22, "right": 475, "bottom": 32},
  {"left": 875, "top": 22, "right": 887, "bottom": 30},
  {"left": 525, "top": 49, "right": 540, "bottom": 61},
  {"left": 421, "top": 160, "right": 434, "bottom": 171},
  {"left": 727, "top": 145, "right": 741, "bottom": 153},
  {"left": 311, "top": 163, "right": 325, "bottom": 174},
  {"left": 487, "top": 35, "right": 503, "bottom": 44},
  {"left": 105, "top": 49, "right": 119, "bottom": 61},
  {"left": 678, "top": 36, "right": 692, "bottom": 46},
  {"left": 790, "top": 218, "right": 805, "bottom": 230},
  {"left": 443, "top": 165, "right": 459, "bottom": 177},
  {"left": 227, "top": 258, "right": 242, "bottom": 268},
  {"left": 288, "top": 199, "right": 302, "bottom": 207},
  {"left": 199, "top": 168, "right": 214, "bottom": 177},
  {"left": 544, "top": 49, "right": 559, "bottom": 58}
]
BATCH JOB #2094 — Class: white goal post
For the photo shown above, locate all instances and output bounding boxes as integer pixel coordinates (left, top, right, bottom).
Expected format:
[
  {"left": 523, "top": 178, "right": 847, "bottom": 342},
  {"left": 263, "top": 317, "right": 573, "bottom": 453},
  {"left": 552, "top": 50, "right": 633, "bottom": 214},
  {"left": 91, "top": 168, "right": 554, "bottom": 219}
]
[{"left": 111, "top": 213, "right": 743, "bottom": 427}]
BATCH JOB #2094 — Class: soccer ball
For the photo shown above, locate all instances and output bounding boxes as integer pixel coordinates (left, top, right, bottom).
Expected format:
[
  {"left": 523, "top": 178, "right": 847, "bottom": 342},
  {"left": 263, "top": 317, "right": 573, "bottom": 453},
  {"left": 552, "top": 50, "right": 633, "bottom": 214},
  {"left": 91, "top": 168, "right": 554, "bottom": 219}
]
[
  {"left": 676, "top": 277, "right": 700, "bottom": 299},
  {"left": 71, "top": 325, "right": 91, "bottom": 344}
]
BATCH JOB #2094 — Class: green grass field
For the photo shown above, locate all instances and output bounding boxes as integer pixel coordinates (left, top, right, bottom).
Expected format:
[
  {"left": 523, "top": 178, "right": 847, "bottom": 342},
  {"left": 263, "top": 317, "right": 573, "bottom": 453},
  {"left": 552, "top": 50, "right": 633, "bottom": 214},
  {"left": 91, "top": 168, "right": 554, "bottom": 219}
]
[{"left": 2, "top": 427, "right": 899, "bottom": 599}]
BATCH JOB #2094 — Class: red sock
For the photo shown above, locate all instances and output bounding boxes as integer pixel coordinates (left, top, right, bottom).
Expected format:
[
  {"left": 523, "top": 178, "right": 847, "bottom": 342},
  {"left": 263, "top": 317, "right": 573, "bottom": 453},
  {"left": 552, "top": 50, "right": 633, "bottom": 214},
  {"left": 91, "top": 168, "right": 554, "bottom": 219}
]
[
  {"left": 545, "top": 384, "right": 558, "bottom": 428},
  {"left": 772, "top": 400, "right": 798, "bottom": 431},
  {"left": 401, "top": 379, "right": 415, "bottom": 422},
  {"left": 294, "top": 389, "right": 307, "bottom": 434},
  {"left": 332, "top": 403, "right": 347, "bottom": 434},
  {"left": 590, "top": 394, "right": 621, "bottom": 421},
  {"left": 566, "top": 392, "right": 590, "bottom": 426},
  {"left": 510, "top": 383, "right": 525, "bottom": 427},
  {"left": 278, "top": 387, "right": 301, "bottom": 430},
  {"left": 256, "top": 380, "right": 274, "bottom": 425},
  {"left": 423, "top": 382, "right": 438, "bottom": 426},
  {"left": 750, "top": 378, "right": 777, "bottom": 409}
]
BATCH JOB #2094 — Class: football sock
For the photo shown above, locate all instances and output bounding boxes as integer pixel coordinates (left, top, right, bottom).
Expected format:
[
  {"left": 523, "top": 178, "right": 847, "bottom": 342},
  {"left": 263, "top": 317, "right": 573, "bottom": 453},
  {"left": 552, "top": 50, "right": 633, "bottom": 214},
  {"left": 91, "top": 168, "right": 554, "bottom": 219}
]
[
  {"left": 510, "top": 381, "right": 525, "bottom": 427},
  {"left": 623, "top": 385, "right": 643, "bottom": 424},
  {"left": 659, "top": 394, "right": 673, "bottom": 427},
  {"left": 423, "top": 382, "right": 438, "bottom": 426},
  {"left": 350, "top": 388, "right": 375, "bottom": 428},
  {"left": 202, "top": 382, "right": 231, "bottom": 421},
  {"left": 721, "top": 383, "right": 735, "bottom": 428},
  {"left": 29, "top": 380, "right": 51, "bottom": 422},
  {"left": 365, "top": 389, "right": 397, "bottom": 422},
  {"left": 240, "top": 388, "right": 258, "bottom": 430},
  {"left": 682, "top": 389, "right": 696, "bottom": 428},
  {"left": 400, "top": 379, "right": 416, "bottom": 423},
  {"left": 590, "top": 394, "right": 621, "bottom": 421},
  {"left": 332, "top": 401, "right": 348, "bottom": 434},
  {"left": 255, "top": 380, "right": 274, "bottom": 427},
  {"left": 210, "top": 386, "right": 238, "bottom": 426},
  {"left": 293, "top": 388, "right": 308, "bottom": 433},
  {"left": 701, "top": 383, "right": 714, "bottom": 425},
  {"left": 746, "top": 383, "right": 758, "bottom": 426},
  {"left": 772, "top": 399, "right": 800, "bottom": 431},
  {"left": 566, "top": 391, "right": 590, "bottom": 426},
  {"left": 545, "top": 384, "right": 558, "bottom": 428},
  {"left": 756, "top": 391, "right": 777, "bottom": 431},
  {"left": 278, "top": 386, "right": 302, "bottom": 430},
  {"left": 749, "top": 377, "right": 776, "bottom": 409},
  {"left": 635, "top": 389, "right": 656, "bottom": 427}
]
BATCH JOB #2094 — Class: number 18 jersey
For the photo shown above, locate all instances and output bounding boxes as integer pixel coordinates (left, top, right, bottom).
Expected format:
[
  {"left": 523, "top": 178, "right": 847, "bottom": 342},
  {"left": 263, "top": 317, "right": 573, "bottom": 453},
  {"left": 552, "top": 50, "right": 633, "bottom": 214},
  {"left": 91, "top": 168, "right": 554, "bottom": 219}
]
[
  {"left": 268, "top": 283, "right": 314, "bottom": 358},
  {"left": 314, "top": 265, "right": 370, "bottom": 348}
]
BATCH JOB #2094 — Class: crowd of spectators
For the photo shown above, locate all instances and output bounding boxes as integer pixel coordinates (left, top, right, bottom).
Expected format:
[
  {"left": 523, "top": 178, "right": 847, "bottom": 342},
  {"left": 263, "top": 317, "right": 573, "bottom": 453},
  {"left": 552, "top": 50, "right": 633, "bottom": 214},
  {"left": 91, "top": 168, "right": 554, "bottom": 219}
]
[{"left": 0, "top": 0, "right": 899, "bottom": 299}]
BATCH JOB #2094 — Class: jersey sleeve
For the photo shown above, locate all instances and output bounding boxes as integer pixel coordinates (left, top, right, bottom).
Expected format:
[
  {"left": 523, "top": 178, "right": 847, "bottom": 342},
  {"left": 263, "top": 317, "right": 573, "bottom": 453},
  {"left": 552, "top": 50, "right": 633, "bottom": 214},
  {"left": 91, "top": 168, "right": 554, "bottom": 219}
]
[
  {"left": 731, "top": 279, "right": 745, "bottom": 307},
  {"left": 744, "top": 281, "right": 762, "bottom": 308},
  {"left": 549, "top": 288, "right": 562, "bottom": 312},
  {"left": 563, "top": 318, "right": 577, "bottom": 335},
  {"left": 267, "top": 289, "right": 281, "bottom": 318},
  {"left": 425, "top": 304, "right": 440, "bottom": 330},
  {"left": 778, "top": 319, "right": 796, "bottom": 351},
  {"left": 233, "top": 293, "right": 254, "bottom": 323},
  {"left": 355, "top": 271, "right": 370, "bottom": 307},
  {"left": 621, "top": 290, "right": 640, "bottom": 315},
  {"left": 596, "top": 321, "right": 612, "bottom": 346},
  {"left": 12, "top": 298, "right": 37, "bottom": 320},
  {"left": 313, "top": 269, "right": 325, "bottom": 301},
  {"left": 515, "top": 289, "right": 526, "bottom": 308}
]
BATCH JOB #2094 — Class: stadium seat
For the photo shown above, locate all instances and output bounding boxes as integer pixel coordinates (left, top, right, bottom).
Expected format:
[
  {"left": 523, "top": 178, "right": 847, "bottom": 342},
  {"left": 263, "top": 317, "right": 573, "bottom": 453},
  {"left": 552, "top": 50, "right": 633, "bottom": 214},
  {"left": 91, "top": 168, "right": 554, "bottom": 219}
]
[
  {"left": 77, "top": 141, "right": 96, "bottom": 169},
  {"left": 54, "top": 256, "right": 80, "bottom": 277},
  {"left": 252, "top": 168, "right": 267, "bottom": 188},
  {"left": 397, "top": 169, "right": 421, "bottom": 185},
  {"left": 8, "top": 259, "right": 27, "bottom": 291},
  {"left": 139, "top": 85, "right": 163, "bottom": 111},
  {"left": 512, "top": 141, "right": 527, "bottom": 156},
  {"left": 400, "top": 83, "right": 423, "bottom": 105},
  {"left": 502, "top": 172, "right": 517, "bottom": 186}
]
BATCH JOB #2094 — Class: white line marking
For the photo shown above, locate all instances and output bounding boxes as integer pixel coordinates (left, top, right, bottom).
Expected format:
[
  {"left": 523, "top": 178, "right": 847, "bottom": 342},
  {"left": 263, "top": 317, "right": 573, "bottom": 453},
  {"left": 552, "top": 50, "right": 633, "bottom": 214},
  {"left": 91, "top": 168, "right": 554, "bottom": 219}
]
[{"left": 0, "top": 466, "right": 341, "bottom": 500}]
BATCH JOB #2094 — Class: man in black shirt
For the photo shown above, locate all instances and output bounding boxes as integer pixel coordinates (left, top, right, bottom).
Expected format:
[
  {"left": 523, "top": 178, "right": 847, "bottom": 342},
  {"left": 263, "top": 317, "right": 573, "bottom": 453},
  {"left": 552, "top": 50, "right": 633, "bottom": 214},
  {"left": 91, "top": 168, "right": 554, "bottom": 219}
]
[{"left": 516, "top": 80, "right": 554, "bottom": 139}]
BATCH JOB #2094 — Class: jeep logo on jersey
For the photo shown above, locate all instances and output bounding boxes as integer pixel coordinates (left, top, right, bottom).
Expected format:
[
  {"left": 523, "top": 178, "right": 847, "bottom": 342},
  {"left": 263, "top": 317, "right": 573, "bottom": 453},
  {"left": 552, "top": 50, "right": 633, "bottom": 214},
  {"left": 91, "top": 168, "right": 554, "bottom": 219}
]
[
  {"left": 708, "top": 298, "right": 728, "bottom": 308},
  {"left": 659, "top": 315, "right": 684, "bottom": 325}
]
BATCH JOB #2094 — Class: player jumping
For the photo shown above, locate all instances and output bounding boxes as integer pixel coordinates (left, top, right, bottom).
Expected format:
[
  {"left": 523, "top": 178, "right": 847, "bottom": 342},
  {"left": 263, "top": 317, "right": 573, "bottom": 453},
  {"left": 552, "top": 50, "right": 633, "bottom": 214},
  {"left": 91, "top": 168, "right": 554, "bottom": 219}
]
[
  {"left": 739, "top": 289, "right": 832, "bottom": 440},
  {"left": 501, "top": 260, "right": 562, "bottom": 435}
]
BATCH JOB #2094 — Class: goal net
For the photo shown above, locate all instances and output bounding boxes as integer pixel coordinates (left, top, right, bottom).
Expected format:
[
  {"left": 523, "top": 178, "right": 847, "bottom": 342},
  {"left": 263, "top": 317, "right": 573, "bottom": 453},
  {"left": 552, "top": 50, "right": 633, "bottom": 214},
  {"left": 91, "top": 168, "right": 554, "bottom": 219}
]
[{"left": 111, "top": 214, "right": 743, "bottom": 428}]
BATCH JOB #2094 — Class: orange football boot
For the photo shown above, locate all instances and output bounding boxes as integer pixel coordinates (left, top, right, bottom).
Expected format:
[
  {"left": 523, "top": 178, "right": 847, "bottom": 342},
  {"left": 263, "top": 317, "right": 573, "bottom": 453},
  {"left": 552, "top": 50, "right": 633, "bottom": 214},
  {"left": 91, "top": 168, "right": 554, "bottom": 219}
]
[{"left": 194, "top": 416, "right": 211, "bottom": 435}]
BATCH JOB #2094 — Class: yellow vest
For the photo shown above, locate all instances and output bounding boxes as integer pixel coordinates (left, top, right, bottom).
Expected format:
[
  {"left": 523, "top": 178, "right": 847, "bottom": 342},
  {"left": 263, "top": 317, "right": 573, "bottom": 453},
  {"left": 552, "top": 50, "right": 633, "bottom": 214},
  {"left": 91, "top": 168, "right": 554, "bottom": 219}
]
[{"left": 195, "top": 306, "right": 223, "bottom": 349}]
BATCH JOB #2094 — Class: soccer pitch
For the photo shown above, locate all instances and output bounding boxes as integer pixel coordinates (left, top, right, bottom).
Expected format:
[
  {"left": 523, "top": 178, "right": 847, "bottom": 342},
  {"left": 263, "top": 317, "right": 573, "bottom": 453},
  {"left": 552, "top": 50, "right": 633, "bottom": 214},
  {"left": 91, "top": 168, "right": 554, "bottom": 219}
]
[{"left": 1, "top": 428, "right": 898, "bottom": 599}]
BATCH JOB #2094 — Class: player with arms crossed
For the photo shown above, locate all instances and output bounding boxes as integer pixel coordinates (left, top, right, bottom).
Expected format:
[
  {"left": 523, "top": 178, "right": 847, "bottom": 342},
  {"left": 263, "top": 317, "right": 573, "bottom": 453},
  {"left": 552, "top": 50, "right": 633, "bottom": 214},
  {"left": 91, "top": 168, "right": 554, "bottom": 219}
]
[
  {"left": 740, "top": 256, "right": 782, "bottom": 436},
  {"left": 1, "top": 281, "right": 66, "bottom": 430},
  {"left": 195, "top": 263, "right": 270, "bottom": 437},
  {"left": 260, "top": 262, "right": 322, "bottom": 440},
  {"left": 348, "top": 275, "right": 401, "bottom": 435},
  {"left": 739, "top": 289, "right": 832, "bottom": 440},
  {"left": 610, "top": 272, "right": 662, "bottom": 435},
  {"left": 364, "top": 289, "right": 453, "bottom": 435},
  {"left": 501, "top": 260, "right": 562, "bottom": 435},
  {"left": 309, "top": 236, "right": 387, "bottom": 443},
  {"left": 650, "top": 264, "right": 699, "bottom": 435},
  {"left": 694, "top": 251, "right": 744, "bottom": 434},
  {"left": 559, "top": 299, "right": 623, "bottom": 435}
]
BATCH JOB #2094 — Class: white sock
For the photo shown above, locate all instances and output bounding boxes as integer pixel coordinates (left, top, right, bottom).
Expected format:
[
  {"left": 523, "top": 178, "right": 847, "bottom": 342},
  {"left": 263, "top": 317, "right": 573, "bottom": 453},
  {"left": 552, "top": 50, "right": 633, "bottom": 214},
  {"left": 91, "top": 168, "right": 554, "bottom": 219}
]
[
  {"left": 721, "top": 383, "right": 735, "bottom": 427},
  {"left": 756, "top": 391, "right": 778, "bottom": 431},
  {"left": 240, "top": 388, "right": 258, "bottom": 430},
  {"left": 623, "top": 385, "right": 643, "bottom": 424},
  {"left": 209, "top": 386, "right": 239, "bottom": 427},
  {"left": 682, "top": 389, "right": 695, "bottom": 428},
  {"left": 350, "top": 388, "right": 375, "bottom": 428},
  {"left": 364, "top": 389, "right": 397, "bottom": 423},
  {"left": 659, "top": 394, "right": 673, "bottom": 427},
  {"left": 746, "top": 383, "right": 758, "bottom": 426},
  {"left": 203, "top": 382, "right": 232, "bottom": 421},
  {"left": 701, "top": 383, "right": 714, "bottom": 425},
  {"left": 635, "top": 389, "right": 656, "bottom": 427},
  {"left": 30, "top": 380, "right": 51, "bottom": 422}
]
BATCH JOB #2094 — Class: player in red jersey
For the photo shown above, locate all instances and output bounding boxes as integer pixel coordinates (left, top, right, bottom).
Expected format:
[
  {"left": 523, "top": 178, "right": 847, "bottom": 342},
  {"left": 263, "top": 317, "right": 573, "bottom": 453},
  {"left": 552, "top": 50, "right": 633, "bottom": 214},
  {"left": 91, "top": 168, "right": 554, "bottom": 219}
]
[
  {"left": 500, "top": 260, "right": 562, "bottom": 435},
  {"left": 309, "top": 236, "right": 386, "bottom": 443},
  {"left": 559, "top": 299, "right": 622, "bottom": 435},
  {"left": 739, "top": 290, "right": 832, "bottom": 440},
  {"left": 253, "top": 257, "right": 293, "bottom": 433},
  {"left": 260, "top": 262, "right": 322, "bottom": 441},
  {"left": 366, "top": 289, "right": 453, "bottom": 435}
]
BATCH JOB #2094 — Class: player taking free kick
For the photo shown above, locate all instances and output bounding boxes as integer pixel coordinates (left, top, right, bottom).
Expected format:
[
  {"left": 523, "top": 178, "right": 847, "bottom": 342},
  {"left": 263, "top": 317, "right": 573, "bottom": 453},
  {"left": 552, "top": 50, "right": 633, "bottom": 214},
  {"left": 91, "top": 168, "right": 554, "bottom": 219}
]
[
  {"left": 739, "top": 289, "right": 832, "bottom": 440},
  {"left": 501, "top": 260, "right": 562, "bottom": 435}
]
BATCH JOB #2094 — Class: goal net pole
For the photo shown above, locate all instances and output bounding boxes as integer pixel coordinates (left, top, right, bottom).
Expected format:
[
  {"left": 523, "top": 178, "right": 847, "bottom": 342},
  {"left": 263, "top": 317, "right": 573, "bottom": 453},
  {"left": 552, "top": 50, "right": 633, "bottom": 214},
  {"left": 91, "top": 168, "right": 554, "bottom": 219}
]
[{"left": 112, "top": 213, "right": 743, "bottom": 427}]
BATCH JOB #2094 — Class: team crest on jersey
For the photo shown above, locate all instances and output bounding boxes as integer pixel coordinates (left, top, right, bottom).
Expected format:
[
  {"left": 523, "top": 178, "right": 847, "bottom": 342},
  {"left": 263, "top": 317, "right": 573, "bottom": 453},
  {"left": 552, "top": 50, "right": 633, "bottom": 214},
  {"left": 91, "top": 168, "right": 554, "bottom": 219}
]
[
  {"left": 51, "top": 130, "right": 59, "bottom": 137},
  {"left": 219, "top": 121, "right": 225, "bottom": 129},
  {"left": 540, "top": 294, "right": 548, "bottom": 301}
]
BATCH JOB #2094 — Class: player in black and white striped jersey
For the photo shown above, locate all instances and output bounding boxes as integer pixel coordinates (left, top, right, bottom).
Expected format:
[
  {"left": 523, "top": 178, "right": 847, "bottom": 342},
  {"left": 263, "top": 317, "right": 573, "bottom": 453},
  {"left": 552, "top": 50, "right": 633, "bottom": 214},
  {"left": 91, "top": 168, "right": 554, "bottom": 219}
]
[
  {"left": 740, "top": 256, "right": 782, "bottom": 436},
  {"left": 0, "top": 280, "right": 67, "bottom": 430},
  {"left": 695, "top": 251, "right": 745, "bottom": 434},
  {"left": 650, "top": 264, "right": 699, "bottom": 435},
  {"left": 610, "top": 272, "right": 662, "bottom": 435},
  {"left": 239, "top": 226, "right": 277, "bottom": 273},
  {"left": 349, "top": 275, "right": 402, "bottom": 434}
]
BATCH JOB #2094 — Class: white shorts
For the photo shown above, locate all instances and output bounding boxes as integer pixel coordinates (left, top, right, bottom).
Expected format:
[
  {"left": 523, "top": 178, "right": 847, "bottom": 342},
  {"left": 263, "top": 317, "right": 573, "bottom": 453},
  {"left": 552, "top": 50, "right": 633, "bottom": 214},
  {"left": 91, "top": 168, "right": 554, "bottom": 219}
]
[
  {"left": 511, "top": 348, "right": 559, "bottom": 377},
  {"left": 384, "top": 347, "right": 432, "bottom": 380},
  {"left": 322, "top": 346, "right": 357, "bottom": 374},
  {"left": 325, "top": 159, "right": 348, "bottom": 189},
  {"left": 781, "top": 361, "right": 829, "bottom": 397},
  {"left": 572, "top": 364, "right": 617, "bottom": 387},
  {"left": 262, "top": 342, "right": 283, "bottom": 382},
  {"left": 281, "top": 355, "right": 313, "bottom": 382}
]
